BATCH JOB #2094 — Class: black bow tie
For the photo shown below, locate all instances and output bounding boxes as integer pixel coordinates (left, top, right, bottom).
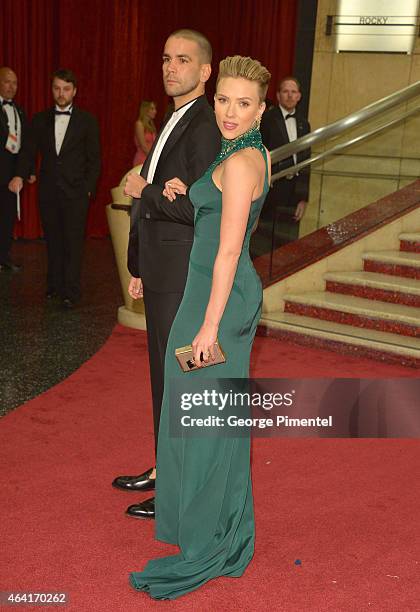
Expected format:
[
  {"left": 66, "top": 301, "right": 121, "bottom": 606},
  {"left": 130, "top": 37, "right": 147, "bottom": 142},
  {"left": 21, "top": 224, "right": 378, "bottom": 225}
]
[
  {"left": 55, "top": 110, "right": 72, "bottom": 116},
  {"left": 2, "top": 100, "right": 14, "bottom": 106},
  {"left": 285, "top": 113, "right": 295, "bottom": 120}
]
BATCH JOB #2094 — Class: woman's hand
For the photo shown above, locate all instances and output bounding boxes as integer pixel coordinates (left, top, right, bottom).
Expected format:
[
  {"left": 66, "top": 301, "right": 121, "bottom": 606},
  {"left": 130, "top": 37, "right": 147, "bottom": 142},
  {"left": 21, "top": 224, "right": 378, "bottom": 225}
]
[
  {"left": 163, "top": 177, "right": 187, "bottom": 202},
  {"left": 192, "top": 322, "right": 219, "bottom": 367},
  {"left": 128, "top": 276, "right": 143, "bottom": 299}
]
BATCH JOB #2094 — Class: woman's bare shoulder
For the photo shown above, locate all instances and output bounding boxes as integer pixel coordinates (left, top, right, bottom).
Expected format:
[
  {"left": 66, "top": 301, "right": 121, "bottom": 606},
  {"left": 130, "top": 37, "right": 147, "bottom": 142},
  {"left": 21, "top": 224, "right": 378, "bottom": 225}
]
[{"left": 224, "top": 147, "right": 263, "bottom": 170}]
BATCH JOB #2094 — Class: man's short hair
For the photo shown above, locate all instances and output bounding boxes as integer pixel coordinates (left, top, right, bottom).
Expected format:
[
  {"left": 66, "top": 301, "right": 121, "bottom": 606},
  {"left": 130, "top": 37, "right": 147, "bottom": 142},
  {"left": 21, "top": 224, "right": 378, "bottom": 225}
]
[
  {"left": 168, "top": 29, "right": 212, "bottom": 64},
  {"left": 52, "top": 69, "right": 77, "bottom": 87},
  {"left": 277, "top": 76, "right": 301, "bottom": 92}
]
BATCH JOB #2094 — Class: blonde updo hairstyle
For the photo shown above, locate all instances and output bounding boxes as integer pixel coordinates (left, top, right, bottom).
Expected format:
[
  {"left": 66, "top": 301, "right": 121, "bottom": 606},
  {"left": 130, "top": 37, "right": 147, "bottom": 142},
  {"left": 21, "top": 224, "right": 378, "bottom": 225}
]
[{"left": 216, "top": 55, "right": 271, "bottom": 103}]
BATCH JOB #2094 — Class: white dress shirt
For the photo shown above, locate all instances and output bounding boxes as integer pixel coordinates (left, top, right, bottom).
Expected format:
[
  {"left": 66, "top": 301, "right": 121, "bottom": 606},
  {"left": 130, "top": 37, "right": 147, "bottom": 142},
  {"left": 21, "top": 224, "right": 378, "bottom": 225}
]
[
  {"left": 55, "top": 105, "right": 73, "bottom": 155},
  {"left": 146, "top": 98, "right": 197, "bottom": 183},
  {"left": 1, "top": 96, "right": 21, "bottom": 153},
  {"left": 279, "top": 104, "right": 297, "bottom": 165}
]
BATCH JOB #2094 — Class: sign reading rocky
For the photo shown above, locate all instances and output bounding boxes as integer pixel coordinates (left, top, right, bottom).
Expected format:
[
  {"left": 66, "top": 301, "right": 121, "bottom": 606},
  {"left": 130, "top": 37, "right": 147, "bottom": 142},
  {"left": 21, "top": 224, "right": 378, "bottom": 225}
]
[{"left": 335, "top": 0, "right": 418, "bottom": 53}]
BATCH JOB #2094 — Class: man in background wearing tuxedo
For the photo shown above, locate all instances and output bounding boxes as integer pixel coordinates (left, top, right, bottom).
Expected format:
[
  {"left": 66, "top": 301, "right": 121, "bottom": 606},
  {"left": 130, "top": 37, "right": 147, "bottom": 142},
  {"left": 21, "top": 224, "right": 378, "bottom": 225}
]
[
  {"left": 112, "top": 29, "right": 220, "bottom": 520},
  {"left": 260, "top": 76, "right": 311, "bottom": 246},
  {"left": 0, "top": 67, "right": 30, "bottom": 272},
  {"left": 11, "top": 69, "right": 100, "bottom": 308}
]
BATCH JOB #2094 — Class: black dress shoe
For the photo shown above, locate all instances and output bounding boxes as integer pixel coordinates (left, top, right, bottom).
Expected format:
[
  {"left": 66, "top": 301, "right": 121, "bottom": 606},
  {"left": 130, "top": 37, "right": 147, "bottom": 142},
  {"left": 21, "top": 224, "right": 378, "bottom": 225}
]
[
  {"left": 126, "top": 497, "right": 155, "bottom": 519},
  {"left": 112, "top": 468, "right": 156, "bottom": 492},
  {"left": 62, "top": 298, "right": 75, "bottom": 309},
  {"left": 0, "top": 261, "right": 22, "bottom": 272},
  {"left": 46, "top": 291, "right": 59, "bottom": 299}
]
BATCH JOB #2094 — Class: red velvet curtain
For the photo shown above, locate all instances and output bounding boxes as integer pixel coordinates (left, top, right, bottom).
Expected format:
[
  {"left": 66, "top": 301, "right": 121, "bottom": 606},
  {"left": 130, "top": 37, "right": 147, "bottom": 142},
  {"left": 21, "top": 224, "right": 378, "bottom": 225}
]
[{"left": 1, "top": 0, "right": 297, "bottom": 238}]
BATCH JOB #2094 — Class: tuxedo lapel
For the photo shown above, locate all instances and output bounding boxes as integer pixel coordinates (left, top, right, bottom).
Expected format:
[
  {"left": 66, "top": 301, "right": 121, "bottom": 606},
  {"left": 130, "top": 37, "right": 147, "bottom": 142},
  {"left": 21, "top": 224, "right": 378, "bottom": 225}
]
[
  {"left": 140, "top": 155, "right": 151, "bottom": 179},
  {"left": 16, "top": 105, "right": 25, "bottom": 122},
  {"left": 58, "top": 107, "right": 79, "bottom": 156},
  {"left": 296, "top": 116, "right": 306, "bottom": 138},
  {"left": 139, "top": 113, "right": 173, "bottom": 178},
  {"left": 0, "top": 107, "right": 8, "bottom": 134},
  {"left": 296, "top": 116, "right": 310, "bottom": 163},
  {"left": 47, "top": 108, "right": 57, "bottom": 156},
  {"left": 156, "top": 115, "right": 189, "bottom": 167},
  {"left": 155, "top": 98, "right": 205, "bottom": 171},
  {"left": 140, "top": 132, "right": 161, "bottom": 179},
  {"left": 0, "top": 103, "right": 25, "bottom": 134},
  {"left": 274, "top": 107, "right": 290, "bottom": 144}
]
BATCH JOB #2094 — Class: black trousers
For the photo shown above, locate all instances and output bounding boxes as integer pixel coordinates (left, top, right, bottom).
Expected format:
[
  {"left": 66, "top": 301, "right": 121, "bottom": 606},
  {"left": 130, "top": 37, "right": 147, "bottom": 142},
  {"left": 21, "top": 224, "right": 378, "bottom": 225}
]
[
  {"left": 39, "top": 189, "right": 89, "bottom": 301},
  {"left": 262, "top": 177, "right": 300, "bottom": 246},
  {"left": 0, "top": 184, "right": 17, "bottom": 264},
  {"left": 142, "top": 285, "right": 184, "bottom": 458}
]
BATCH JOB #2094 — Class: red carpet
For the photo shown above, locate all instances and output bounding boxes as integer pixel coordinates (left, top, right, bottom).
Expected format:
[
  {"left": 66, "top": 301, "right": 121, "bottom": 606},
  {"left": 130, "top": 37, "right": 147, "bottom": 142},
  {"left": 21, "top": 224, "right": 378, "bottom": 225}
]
[{"left": 1, "top": 326, "right": 419, "bottom": 611}]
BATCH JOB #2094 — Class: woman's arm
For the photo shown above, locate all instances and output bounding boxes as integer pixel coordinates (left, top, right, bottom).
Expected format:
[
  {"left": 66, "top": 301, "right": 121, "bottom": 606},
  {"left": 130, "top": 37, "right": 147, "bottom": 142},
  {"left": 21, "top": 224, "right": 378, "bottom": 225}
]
[
  {"left": 192, "top": 151, "right": 261, "bottom": 365},
  {"left": 134, "top": 120, "right": 150, "bottom": 154}
]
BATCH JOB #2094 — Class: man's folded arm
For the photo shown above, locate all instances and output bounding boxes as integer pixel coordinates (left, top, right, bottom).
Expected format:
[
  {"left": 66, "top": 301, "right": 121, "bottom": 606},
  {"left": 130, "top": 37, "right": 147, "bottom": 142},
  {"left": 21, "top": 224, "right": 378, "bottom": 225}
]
[
  {"left": 140, "top": 118, "right": 220, "bottom": 225},
  {"left": 140, "top": 185, "right": 195, "bottom": 225}
]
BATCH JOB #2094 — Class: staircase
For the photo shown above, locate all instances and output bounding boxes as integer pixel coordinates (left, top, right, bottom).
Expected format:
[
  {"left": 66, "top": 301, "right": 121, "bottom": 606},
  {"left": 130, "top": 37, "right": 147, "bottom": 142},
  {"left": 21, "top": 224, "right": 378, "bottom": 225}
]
[{"left": 259, "top": 233, "right": 420, "bottom": 367}]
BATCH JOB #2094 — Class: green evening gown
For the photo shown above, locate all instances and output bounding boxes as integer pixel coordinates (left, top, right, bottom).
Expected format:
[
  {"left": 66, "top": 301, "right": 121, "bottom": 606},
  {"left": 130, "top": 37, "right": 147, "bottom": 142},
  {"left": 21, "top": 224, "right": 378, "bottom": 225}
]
[{"left": 130, "top": 127, "right": 269, "bottom": 600}]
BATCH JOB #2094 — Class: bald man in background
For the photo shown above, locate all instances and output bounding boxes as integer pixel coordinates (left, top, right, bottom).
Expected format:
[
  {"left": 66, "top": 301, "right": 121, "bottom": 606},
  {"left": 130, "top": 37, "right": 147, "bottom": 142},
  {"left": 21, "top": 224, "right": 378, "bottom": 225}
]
[{"left": 0, "top": 67, "right": 31, "bottom": 271}]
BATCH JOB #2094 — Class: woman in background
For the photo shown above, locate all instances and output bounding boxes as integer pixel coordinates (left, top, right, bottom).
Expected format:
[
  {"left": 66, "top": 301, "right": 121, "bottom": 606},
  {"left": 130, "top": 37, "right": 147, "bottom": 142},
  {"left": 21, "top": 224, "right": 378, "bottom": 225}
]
[{"left": 133, "top": 100, "right": 157, "bottom": 166}]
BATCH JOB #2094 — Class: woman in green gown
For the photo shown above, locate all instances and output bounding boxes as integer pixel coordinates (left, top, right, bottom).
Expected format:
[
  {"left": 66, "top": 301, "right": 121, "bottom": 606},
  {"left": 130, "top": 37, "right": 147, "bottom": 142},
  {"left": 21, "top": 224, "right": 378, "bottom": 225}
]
[{"left": 130, "top": 55, "right": 271, "bottom": 600}]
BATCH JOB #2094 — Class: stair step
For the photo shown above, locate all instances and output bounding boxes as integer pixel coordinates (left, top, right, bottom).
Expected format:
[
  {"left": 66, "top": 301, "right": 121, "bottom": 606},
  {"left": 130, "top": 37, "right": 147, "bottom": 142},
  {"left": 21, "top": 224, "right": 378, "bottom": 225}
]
[
  {"left": 363, "top": 251, "right": 420, "bottom": 279},
  {"left": 399, "top": 232, "right": 420, "bottom": 253},
  {"left": 283, "top": 291, "right": 420, "bottom": 337},
  {"left": 399, "top": 232, "right": 420, "bottom": 242},
  {"left": 363, "top": 250, "right": 420, "bottom": 265},
  {"left": 259, "top": 312, "right": 420, "bottom": 367},
  {"left": 324, "top": 271, "right": 420, "bottom": 307}
]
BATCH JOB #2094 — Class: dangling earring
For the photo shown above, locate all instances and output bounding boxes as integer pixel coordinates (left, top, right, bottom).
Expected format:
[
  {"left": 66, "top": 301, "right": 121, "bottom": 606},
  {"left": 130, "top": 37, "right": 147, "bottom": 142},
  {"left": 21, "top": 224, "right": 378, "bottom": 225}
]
[{"left": 252, "top": 116, "right": 261, "bottom": 130}]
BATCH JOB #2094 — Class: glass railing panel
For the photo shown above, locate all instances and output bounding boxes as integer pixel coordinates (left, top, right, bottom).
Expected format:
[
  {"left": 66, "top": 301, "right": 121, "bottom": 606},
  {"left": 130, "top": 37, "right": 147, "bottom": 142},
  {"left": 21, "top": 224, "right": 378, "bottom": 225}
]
[{"left": 251, "top": 91, "right": 420, "bottom": 282}]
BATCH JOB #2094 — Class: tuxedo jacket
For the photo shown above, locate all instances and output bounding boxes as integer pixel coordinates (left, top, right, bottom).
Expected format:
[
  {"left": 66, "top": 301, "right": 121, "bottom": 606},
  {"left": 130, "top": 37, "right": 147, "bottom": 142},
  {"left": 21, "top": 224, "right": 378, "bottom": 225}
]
[
  {"left": 261, "top": 106, "right": 311, "bottom": 203},
  {"left": 127, "top": 95, "right": 220, "bottom": 293},
  {"left": 17, "top": 107, "right": 100, "bottom": 200},
  {"left": 0, "top": 103, "right": 27, "bottom": 186}
]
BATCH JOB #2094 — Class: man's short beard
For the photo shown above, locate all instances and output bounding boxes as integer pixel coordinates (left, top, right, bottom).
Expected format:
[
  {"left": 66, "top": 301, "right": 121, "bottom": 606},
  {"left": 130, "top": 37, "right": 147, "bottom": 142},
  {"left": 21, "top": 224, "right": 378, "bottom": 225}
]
[
  {"left": 55, "top": 98, "right": 72, "bottom": 107},
  {"left": 165, "top": 81, "right": 200, "bottom": 99}
]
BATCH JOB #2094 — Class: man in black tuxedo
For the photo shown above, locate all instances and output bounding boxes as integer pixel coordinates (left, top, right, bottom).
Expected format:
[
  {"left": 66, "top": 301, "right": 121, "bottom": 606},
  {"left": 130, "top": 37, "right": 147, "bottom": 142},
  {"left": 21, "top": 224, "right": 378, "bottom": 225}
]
[
  {"left": 11, "top": 69, "right": 100, "bottom": 307},
  {"left": 260, "top": 76, "right": 311, "bottom": 246},
  {"left": 0, "top": 67, "right": 29, "bottom": 272},
  {"left": 112, "top": 29, "right": 220, "bottom": 519}
]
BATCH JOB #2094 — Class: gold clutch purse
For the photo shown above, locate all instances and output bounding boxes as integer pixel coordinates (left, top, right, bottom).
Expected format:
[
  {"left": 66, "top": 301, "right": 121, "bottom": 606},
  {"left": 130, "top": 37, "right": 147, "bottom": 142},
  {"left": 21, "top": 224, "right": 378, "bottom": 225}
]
[{"left": 175, "top": 341, "right": 226, "bottom": 372}]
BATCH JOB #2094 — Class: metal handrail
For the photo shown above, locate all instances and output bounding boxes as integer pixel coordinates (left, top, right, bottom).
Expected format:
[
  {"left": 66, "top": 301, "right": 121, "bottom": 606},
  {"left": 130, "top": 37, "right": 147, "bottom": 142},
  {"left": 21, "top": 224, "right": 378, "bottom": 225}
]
[
  {"left": 269, "top": 79, "right": 420, "bottom": 167},
  {"left": 311, "top": 169, "right": 419, "bottom": 181},
  {"left": 271, "top": 104, "right": 420, "bottom": 183}
]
